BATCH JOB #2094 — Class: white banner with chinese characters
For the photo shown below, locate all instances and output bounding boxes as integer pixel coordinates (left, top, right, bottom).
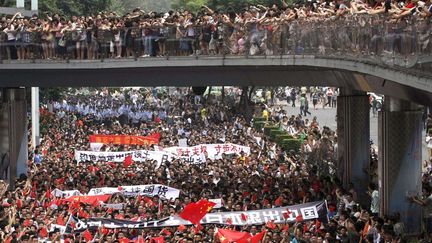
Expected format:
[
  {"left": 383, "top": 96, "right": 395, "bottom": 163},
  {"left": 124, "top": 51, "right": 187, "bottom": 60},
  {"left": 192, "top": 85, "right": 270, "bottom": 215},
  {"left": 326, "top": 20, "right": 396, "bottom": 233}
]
[
  {"left": 72, "top": 201, "right": 329, "bottom": 232},
  {"left": 87, "top": 184, "right": 180, "bottom": 200},
  {"left": 163, "top": 143, "right": 250, "bottom": 160},
  {"left": 51, "top": 189, "right": 82, "bottom": 198},
  {"left": 74, "top": 150, "right": 174, "bottom": 168}
]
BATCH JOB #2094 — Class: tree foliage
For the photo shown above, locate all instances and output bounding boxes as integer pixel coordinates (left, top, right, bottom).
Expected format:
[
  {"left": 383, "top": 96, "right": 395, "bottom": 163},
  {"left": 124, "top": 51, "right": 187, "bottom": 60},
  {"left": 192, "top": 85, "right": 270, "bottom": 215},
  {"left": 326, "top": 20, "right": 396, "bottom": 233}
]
[
  {"left": 33, "top": 0, "right": 289, "bottom": 17},
  {"left": 39, "top": 0, "right": 112, "bottom": 17}
]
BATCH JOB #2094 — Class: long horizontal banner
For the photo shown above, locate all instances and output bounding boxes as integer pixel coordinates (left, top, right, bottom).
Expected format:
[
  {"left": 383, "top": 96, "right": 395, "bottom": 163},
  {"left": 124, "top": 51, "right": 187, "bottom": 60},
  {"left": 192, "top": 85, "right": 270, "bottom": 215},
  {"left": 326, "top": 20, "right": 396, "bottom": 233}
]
[
  {"left": 75, "top": 150, "right": 174, "bottom": 168},
  {"left": 89, "top": 133, "right": 160, "bottom": 146},
  {"left": 87, "top": 184, "right": 180, "bottom": 200},
  {"left": 162, "top": 143, "right": 251, "bottom": 160},
  {"left": 74, "top": 201, "right": 328, "bottom": 231}
]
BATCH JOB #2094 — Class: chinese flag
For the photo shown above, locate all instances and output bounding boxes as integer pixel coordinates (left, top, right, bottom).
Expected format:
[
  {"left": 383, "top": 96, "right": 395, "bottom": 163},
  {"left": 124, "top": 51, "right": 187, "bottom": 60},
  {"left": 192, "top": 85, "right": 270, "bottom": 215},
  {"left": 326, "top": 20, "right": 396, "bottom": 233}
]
[
  {"left": 65, "top": 195, "right": 110, "bottom": 205},
  {"left": 102, "top": 227, "right": 109, "bottom": 235},
  {"left": 119, "top": 237, "right": 131, "bottom": 243},
  {"left": 161, "top": 228, "right": 171, "bottom": 236},
  {"left": 107, "top": 162, "right": 117, "bottom": 168},
  {"left": 123, "top": 155, "right": 133, "bottom": 168},
  {"left": 57, "top": 215, "right": 65, "bottom": 226},
  {"left": 150, "top": 236, "right": 164, "bottom": 243},
  {"left": 134, "top": 236, "right": 145, "bottom": 243},
  {"left": 177, "top": 224, "right": 186, "bottom": 232},
  {"left": 266, "top": 220, "right": 277, "bottom": 229},
  {"left": 238, "top": 230, "right": 266, "bottom": 243},
  {"left": 23, "top": 219, "right": 31, "bottom": 227},
  {"left": 17, "top": 199, "right": 22, "bottom": 209},
  {"left": 274, "top": 196, "right": 283, "bottom": 206},
  {"left": 251, "top": 193, "right": 257, "bottom": 203},
  {"left": 192, "top": 224, "right": 202, "bottom": 233},
  {"left": 241, "top": 213, "right": 248, "bottom": 221},
  {"left": 282, "top": 209, "right": 292, "bottom": 220},
  {"left": 45, "top": 187, "right": 52, "bottom": 199},
  {"left": 179, "top": 199, "right": 216, "bottom": 225},
  {"left": 78, "top": 208, "right": 90, "bottom": 219},
  {"left": 39, "top": 227, "right": 48, "bottom": 238},
  {"left": 315, "top": 219, "right": 321, "bottom": 232},
  {"left": 82, "top": 229, "right": 93, "bottom": 242},
  {"left": 144, "top": 197, "right": 156, "bottom": 207},
  {"left": 226, "top": 217, "right": 233, "bottom": 225},
  {"left": 216, "top": 228, "right": 251, "bottom": 243}
]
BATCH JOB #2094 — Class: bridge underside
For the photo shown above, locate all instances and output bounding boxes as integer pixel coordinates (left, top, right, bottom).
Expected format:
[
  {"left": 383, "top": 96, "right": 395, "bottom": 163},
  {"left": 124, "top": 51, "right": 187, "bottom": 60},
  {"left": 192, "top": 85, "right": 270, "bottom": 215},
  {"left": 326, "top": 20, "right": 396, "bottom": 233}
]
[{"left": 1, "top": 65, "right": 431, "bottom": 105}]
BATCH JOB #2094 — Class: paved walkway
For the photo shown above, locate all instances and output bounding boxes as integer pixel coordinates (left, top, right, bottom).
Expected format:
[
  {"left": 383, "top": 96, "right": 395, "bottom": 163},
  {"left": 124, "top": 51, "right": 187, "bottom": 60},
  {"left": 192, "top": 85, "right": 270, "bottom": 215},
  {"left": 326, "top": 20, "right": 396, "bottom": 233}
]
[{"left": 278, "top": 98, "right": 428, "bottom": 162}]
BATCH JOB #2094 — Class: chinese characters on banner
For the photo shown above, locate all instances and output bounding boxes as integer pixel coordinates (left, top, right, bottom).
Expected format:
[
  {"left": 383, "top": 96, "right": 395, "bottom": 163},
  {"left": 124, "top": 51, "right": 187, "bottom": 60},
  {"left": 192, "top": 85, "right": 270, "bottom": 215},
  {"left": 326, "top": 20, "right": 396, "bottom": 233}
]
[
  {"left": 87, "top": 184, "right": 180, "bottom": 200},
  {"left": 72, "top": 201, "right": 328, "bottom": 232},
  {"left": 76, "top": 144, "right": 251, "bottom": 166},
  {"left": 89, "top": 133, "right": 160, "bottom": 146},
  {"left": 163, "top": 143, "right": 251, "bottom": 160},
  {"left": 74, "top": 150, "right": 174, "bottom": 168}
]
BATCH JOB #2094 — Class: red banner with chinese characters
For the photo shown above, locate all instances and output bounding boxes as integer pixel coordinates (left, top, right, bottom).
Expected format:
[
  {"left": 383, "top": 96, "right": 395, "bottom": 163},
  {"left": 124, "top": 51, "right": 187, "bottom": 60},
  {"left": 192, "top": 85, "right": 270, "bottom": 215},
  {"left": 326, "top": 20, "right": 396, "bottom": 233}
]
[{"left": 89, "top": 133, "right": 160, "bottom": 145}]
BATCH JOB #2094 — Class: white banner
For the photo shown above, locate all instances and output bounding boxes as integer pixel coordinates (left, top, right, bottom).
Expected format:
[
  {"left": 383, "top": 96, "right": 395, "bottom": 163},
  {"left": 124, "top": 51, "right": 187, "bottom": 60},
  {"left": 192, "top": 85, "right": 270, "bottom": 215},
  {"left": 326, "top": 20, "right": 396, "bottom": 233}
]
[
  {"left": 90, "top": 143, "right": 104, "bottom": 152},
  {"left": 163, "top": 143, "right": 250, "bottom": 160},
  {"left": 51, "top": 189, "right": 81, "bottom": 198},
  {"left": 100, "top": 203, "right": 124, "bottom": 210},
  {"left": 74, "top": 150, "right": 174, "bottom": 168},
  {"left": 87, "top": 184, "right": 180, "bottom": 200},
  {"left": 209, "top": 198, "right": 223, "bottom": 209},
  {"left": 179, "top": 153, "right": 207, "bottom": 165}
]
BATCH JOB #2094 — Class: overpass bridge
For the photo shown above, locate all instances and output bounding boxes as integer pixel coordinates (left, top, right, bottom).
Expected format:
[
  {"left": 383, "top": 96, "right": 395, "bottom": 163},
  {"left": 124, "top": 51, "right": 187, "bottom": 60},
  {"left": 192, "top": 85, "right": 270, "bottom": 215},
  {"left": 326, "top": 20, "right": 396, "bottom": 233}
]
[
  {"left": 0, "top": 55, "right": 431, "bottom": 104},
  {"left": 0, "top": 44, "right": 431, "bottom": 235}
]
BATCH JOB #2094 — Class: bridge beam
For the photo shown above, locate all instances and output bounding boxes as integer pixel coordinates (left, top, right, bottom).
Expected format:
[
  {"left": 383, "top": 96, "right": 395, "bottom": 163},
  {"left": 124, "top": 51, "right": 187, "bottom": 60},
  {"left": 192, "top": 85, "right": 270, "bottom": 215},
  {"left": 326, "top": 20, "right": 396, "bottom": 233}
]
[
  {"left": 378, "top": 97, "right": 423, "bottom": 234},
  {"left": 337, "top": 89, "right": 371, "bottom": 207},
  {"left": 0, "top": 88, "right": 28, "bottom": 188}
]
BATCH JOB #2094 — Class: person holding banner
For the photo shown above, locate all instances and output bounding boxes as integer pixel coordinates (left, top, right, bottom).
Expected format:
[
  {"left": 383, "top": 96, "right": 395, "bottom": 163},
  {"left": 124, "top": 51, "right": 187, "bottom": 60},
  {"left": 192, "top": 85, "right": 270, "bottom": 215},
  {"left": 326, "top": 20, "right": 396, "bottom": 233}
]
[{"left": 0, "top": 87, "right": 428, "bottom": 242}]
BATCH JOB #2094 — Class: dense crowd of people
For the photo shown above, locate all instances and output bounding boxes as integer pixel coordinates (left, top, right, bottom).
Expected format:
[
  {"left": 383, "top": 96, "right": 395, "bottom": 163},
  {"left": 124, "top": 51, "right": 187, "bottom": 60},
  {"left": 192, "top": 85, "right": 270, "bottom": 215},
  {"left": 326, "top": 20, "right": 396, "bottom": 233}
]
[
  {"left": 0, "top": 87, "right": 431, "bottom": 242},
  {"left": 0, "top": 0, "right": 431, "bottom": 60}
]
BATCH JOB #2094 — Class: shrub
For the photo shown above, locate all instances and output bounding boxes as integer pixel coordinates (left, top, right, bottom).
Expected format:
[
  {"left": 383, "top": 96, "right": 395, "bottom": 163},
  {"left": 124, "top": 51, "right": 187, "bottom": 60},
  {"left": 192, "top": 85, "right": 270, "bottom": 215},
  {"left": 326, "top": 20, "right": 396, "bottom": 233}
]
[
  {"left": 281, "top": 139, "right": 301, "bottom": 152},
  {"left": 264, "top": 125, "right": 279, "bottom": 136},
  {"left": 270, "top": 129, "right": 286, "bottom": 140},
  {"left": 275, "top": 134, "right": 293, "bottom": 144}
]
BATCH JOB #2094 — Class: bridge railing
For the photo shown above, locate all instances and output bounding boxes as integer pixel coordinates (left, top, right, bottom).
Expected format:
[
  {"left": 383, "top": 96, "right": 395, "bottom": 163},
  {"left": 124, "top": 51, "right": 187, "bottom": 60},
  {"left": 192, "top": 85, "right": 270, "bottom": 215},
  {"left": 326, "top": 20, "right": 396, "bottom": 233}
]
[{"left": 0, "top": 16, "right": 431, "bottom": 75}]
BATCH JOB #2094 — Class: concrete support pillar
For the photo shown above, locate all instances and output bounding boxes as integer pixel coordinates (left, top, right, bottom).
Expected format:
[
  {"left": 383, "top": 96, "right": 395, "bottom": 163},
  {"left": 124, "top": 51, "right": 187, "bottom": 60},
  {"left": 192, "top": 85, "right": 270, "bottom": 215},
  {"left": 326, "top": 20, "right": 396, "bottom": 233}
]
[
  {"left": 31, "top": 87, "right": 40, "bottom": 148},
  {"left": 31, "top": 0, "right": 38, "bottom": 11},
  {"left": 0, "top": 88, "right": 27, "bottom": 188},
  {"left": 378, "top": 96, "right": 422, "bottom": 234},
  {"left": 16, "top": 0, "right": 25, "bottom": 8},
  {"left": 337, "top": 89, "right": 370, "bottom": 207}
]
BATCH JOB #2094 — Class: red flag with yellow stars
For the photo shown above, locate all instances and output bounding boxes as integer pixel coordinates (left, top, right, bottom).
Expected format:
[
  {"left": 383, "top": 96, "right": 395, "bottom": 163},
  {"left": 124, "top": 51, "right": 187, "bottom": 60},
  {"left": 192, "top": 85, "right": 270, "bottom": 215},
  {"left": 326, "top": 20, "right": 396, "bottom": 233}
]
[
  {"left": 216, "top": 228, "right": 251, "bottom": 243},
  {"left": 179, "top": 199, "right": 216, "bottom": 225}
]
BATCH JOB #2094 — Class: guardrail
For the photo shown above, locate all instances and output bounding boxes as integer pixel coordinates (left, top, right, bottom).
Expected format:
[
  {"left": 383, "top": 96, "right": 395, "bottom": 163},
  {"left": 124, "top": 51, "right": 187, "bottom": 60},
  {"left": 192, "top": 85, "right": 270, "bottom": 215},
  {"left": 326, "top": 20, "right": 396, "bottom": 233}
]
[{"left": 0, "top": 15, "right": 431, "bottom": 75}]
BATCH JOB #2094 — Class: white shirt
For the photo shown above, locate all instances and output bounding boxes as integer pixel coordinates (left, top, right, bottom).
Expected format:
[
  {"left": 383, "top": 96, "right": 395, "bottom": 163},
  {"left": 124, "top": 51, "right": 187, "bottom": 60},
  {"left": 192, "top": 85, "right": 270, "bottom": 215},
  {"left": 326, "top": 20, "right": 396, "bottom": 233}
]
[
  {"left": 426, "top": 135, "right": 432, "bottom": 148},
  {"left": 371, "top": 190, "right": 379, "bottom": 214}
]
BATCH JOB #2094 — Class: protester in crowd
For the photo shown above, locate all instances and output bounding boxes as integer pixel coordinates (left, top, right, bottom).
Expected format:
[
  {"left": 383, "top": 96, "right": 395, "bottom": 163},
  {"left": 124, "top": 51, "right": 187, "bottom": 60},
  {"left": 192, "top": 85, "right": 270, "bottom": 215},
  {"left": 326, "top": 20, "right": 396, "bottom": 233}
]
[{"left": 0, "top": 87, "right": 430, "bottom": 242}]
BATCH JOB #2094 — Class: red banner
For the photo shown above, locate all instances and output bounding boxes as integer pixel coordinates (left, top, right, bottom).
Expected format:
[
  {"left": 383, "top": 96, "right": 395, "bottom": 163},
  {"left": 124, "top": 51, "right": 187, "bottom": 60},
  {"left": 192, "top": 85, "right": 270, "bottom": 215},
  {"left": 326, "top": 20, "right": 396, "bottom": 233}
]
[{"left": 89, "top": 133, "right": 160, "bottom": 146}]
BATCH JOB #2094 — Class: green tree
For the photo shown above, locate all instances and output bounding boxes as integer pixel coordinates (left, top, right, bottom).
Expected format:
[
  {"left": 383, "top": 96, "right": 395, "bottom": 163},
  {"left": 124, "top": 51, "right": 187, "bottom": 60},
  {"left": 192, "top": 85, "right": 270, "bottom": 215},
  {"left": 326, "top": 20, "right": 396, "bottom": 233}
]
[{"left": 39, "top": 0, "right": 112, "bottom": 17}]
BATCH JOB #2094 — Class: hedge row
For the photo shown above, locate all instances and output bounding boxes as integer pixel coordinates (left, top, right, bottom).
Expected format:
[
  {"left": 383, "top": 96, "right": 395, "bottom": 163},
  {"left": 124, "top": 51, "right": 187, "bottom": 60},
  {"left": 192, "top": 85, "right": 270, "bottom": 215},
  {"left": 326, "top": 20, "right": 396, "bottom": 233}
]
[{"left": 253, "top": 117, "right": 301, "bottom": 153}]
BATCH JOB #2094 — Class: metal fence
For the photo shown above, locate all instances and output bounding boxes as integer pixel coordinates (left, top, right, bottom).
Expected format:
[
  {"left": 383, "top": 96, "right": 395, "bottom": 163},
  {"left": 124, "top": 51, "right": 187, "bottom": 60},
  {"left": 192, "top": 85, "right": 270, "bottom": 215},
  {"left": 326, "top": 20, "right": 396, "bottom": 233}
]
[{"left": 0, "top": 16, "right": 431, "bottom": 74}]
